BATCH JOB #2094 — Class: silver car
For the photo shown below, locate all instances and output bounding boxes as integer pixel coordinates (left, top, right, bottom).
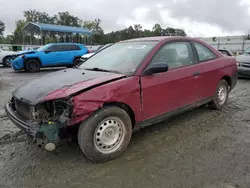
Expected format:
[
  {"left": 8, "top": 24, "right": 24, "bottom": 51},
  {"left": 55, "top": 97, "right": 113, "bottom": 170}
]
[{"left": 236, "top": 47, "right": 250, "bottom": 78}]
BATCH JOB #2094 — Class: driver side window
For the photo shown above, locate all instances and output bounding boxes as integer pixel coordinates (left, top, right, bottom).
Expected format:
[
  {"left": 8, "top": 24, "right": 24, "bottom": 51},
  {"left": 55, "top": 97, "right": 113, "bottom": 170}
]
[{"left": 151, "top": 41, "right": 194, "bottom": 70}]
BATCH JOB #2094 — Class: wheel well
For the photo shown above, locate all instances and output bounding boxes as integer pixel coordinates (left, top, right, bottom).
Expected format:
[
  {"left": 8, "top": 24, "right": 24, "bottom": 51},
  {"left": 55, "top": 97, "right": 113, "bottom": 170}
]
[
  {"left": 103, "top": 102, "right": 136, "bottom": 128},
  {"left": 3, "top": 55, "right": 12, "bottom": 60},
  {"left": 25, "top": 58, "right": 41, "bottom": 66},
  {"left": 221, "top": 76, "right": 232, "bottom": 87},
  {"left": 74, "top": 56, "right": 81, "bottom": 61}
]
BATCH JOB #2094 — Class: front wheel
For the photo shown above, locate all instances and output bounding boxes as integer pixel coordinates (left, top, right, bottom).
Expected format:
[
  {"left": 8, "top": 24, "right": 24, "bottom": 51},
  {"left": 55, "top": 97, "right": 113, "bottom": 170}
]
[
  {"left": 211, "top": 79, "right": 229, "bottom": 110},
  {"left": 25, "top": 59, "right": 41, "bottom": 72},
  {"left": 77, "top": 106, "right": 132, "bottom": 163}
]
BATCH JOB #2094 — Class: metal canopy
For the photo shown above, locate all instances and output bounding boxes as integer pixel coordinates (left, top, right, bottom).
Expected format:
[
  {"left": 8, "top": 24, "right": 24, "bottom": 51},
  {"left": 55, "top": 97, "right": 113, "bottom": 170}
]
[{"left": 22, "top": 22, "right": 92, "bottom": 35}]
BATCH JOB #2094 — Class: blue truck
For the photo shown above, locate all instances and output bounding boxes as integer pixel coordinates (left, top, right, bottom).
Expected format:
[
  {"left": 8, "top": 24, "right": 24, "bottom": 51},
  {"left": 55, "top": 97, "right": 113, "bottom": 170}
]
[{"left": 12, "top": 43, "right": 89, "bottom": 72}]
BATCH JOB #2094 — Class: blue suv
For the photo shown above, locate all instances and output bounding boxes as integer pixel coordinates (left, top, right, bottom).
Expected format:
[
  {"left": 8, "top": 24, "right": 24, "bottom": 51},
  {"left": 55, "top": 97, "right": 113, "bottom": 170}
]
[{"left": 12, "top": 43, "right": 89, "bottom": 72}]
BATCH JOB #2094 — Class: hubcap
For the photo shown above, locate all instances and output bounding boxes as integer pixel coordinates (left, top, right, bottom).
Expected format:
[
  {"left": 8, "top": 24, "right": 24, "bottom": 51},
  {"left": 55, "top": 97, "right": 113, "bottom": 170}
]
[
  {"left": 29, "top": 61, "right": 39, "bottom": 70},
  {"left": 217, "top": 85, "right": 227, "bottom": 105},
  {"left": 94, "top": 117, "right": 125, "bottom": 154}
]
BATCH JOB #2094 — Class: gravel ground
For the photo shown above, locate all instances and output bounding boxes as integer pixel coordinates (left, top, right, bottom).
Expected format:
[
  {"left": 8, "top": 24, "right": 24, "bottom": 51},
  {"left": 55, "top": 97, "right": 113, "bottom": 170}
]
[{"left": 0, "top": 66, "right": 250, "bottom": 188}]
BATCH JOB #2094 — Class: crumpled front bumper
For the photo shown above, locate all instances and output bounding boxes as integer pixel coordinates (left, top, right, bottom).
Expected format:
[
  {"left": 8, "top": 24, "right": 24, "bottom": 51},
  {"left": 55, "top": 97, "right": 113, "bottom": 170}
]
[
  {"left": 5, "top": 102, "right": 39, "bottom": 138},
  {"left": 12, "top": 56, "right": 24, "bottom": 70}
]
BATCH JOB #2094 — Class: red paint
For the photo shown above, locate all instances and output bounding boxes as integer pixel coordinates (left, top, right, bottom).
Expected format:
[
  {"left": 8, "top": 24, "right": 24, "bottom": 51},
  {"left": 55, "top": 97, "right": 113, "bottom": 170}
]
[
  {"left": 44, "top": 36, "right": 237, "bottom": 127},
  {"left": 69, "top": 76, "right": 141, "bottom": 125}
]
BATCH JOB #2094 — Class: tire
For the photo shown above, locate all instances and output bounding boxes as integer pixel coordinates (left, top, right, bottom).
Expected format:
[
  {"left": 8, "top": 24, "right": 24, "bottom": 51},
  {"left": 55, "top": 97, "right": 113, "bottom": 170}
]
[
  {"left": 211, "top": 79, "right": 229, "bottom": 110},
  {"left": 3, "top": 56, "right": 14, "bottom": 67},
  {"left": 25, "top": 59, "right": 41, "bottom": 72},
  {"left": 77, "top": 106, "right": 132, "bottom": 163},
  {"left": 73, "top": 58, "right": 81, "bottom": 67}
]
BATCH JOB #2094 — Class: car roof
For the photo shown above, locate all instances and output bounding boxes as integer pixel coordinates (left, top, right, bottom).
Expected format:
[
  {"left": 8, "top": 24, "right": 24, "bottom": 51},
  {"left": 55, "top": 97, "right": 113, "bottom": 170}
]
[
  {"left": 122, "top": 36, "right": 196, "bottom": 42},
  {"left": 49, "top": 43, "right": 83, "bottom": 45}
]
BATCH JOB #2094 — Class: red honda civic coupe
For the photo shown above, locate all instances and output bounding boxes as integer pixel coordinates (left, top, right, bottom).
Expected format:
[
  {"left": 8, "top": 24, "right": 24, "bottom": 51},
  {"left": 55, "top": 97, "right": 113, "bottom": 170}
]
[{"left": 5, "top": 36, "right": 237, "bottom": 162}]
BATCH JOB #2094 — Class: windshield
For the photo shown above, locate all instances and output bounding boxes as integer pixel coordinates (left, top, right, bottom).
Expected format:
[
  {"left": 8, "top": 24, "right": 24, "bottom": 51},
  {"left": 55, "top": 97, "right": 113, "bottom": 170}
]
[
  {"left": 36, "top": 44, "right": 50, "bottom": 52},
  {"left": 79, "top": 41, "right": 157, "bottom": 74},
  {"left": 244, "top": 47, "right": 250, "bottom": 54}
]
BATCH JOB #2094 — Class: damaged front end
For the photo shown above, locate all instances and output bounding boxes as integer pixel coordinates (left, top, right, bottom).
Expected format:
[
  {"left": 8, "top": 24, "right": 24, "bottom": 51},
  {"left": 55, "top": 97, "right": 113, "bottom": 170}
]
[{"left": 5, "top": 96, "right": 73, "bottom": 151}]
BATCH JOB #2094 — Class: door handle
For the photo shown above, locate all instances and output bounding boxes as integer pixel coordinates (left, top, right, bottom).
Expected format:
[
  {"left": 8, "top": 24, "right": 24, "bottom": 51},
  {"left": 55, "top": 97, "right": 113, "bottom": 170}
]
[{"left": 193, "top": 72, "right": 200, "bottom": 76}]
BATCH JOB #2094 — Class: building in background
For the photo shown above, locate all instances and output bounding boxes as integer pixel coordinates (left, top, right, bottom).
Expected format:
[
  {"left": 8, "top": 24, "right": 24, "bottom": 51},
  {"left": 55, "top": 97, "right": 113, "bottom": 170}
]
[{"left": 200, "top": 35, "right": 250, "bottom": 55}]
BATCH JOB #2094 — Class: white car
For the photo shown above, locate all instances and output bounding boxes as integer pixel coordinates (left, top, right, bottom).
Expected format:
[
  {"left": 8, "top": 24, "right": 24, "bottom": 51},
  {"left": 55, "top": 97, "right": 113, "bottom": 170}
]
[
  {"left": 80, "top": 43, "right": 113, "bottom": 63},
  {"left": 80, "top": 52, "right": 95, "bottom": 62},
  {"left": 0, "top": 49, "right": 16, "bottom": 67}
]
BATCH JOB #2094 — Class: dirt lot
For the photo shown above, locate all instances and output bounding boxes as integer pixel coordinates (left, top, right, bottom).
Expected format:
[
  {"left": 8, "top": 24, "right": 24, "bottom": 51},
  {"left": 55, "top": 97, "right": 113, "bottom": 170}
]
[{"left": 0, "top": 66, "right": 250, "bottom": 188}]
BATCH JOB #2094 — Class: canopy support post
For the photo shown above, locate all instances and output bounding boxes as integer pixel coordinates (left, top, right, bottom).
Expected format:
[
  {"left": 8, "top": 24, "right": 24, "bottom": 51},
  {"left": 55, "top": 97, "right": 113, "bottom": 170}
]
[
  {"left": 40, "top": 30, "right": 43, "bottom": 45},
  {"left": 22, "top": 32, "right": 25, "bottom": 50}
]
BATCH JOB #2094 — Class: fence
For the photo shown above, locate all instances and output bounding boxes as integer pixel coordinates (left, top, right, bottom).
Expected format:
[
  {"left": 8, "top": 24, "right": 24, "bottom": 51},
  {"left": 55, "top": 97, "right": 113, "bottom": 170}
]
[{"left": 200, "top": 35, "right": 250, "bottom": 54}]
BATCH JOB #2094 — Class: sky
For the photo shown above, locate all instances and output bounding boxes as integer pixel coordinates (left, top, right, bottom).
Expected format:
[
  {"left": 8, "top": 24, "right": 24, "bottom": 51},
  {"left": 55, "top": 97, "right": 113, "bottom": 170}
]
[{"left": 0, "top": 0, "right": 250, "bottom": 37}]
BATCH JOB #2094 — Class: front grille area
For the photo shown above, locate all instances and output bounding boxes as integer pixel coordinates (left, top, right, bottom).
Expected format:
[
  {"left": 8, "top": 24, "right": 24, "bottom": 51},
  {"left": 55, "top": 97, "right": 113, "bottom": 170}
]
[
  {"left": 241, "top": 62, "right": 250, "bottom": 68},
  {"left": 14, "top": 98, "right": 32, "bottom": 119}
]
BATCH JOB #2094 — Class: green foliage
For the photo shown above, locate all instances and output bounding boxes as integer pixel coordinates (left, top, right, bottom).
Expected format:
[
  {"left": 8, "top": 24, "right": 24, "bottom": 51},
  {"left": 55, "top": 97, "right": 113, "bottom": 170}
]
[
  {"left": 0, "top": 20, "right": 5, "bottom": 36},
  {"left": 1, "top": 9, "right": 187, "bottom": 45}
]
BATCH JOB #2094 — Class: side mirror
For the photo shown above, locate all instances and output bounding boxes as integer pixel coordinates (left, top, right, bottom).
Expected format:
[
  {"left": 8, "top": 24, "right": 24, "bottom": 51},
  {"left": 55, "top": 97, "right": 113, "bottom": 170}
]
[
  {"left": 143, "top": 62, "right": 169, "bottom": 76},
  {"left": 44, "top": 49, "right": 51, "bottom": 53}
]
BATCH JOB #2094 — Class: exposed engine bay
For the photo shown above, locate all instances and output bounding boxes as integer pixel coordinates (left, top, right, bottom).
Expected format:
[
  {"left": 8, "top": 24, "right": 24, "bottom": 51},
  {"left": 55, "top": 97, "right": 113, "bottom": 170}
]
[
  {"left": 11, "top": 96, "right": 72, "bottom": 124},
  {"left": 9, "top": 96, "right": 74, "bottom": 150}
]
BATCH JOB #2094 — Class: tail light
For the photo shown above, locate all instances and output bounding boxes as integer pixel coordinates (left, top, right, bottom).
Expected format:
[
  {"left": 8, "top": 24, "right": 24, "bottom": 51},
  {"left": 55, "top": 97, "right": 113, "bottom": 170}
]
[{"left": 87, "top": 49, "right": 90, "bottom": 53}]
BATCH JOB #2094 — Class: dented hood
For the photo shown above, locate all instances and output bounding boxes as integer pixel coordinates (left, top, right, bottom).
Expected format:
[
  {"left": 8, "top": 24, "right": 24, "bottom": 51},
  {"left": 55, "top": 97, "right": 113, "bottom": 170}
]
[{"left": 13, "top": 68, "right": 125, "bottom": 105}]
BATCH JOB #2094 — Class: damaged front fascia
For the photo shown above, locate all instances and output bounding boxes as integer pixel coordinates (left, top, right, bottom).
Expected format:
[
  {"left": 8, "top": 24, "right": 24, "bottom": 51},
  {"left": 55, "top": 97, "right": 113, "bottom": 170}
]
[{"left": 42, "top": 76, "right": 127, "bottom": 126}]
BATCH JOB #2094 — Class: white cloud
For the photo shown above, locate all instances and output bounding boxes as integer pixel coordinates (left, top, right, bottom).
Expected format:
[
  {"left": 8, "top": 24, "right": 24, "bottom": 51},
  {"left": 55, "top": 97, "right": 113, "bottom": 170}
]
[{"left": 0, "top": 0, "right": 249, "bottom": 37}]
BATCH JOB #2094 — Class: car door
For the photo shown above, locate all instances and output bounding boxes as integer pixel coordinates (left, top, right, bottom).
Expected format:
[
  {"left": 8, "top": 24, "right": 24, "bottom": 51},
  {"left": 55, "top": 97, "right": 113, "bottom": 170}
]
[
  {"left": 191, "top": 41, "right": 221, "bottom": 99},
  {"left": 40, "top": 45, "right": 65, "bottom": 66},
  {"left": 140, "top": 41, "right": 201, "bottom": 120},
  {"left": 65, "top": 44, "right": 81, "bottom": 64}
]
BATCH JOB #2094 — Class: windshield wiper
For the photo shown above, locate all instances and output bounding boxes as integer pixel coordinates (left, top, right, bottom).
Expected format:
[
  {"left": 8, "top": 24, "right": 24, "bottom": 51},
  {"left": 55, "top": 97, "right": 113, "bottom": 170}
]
[{"left": 84, "top": 67, "right": 121, "bottom": 74}]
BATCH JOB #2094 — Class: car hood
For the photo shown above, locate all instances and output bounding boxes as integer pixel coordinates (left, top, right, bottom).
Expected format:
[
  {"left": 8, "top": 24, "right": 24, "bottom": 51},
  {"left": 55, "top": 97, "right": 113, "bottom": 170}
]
[
  {"left": 16, "top": 50, "right": 36, "bottom": 55},
  {"left": 13, "top": 68, "right": 125, "bottom": 105},
  {"left": 236, "top": 54, "right": 250, "bottom": 63}
]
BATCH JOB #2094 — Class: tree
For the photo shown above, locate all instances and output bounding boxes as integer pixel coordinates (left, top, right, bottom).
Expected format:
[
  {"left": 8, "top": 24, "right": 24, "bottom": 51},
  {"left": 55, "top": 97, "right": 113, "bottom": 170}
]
[
  {"left": 83, "top": 18, "right": 104, "bottom": 44},
  {"left": 152, "top": 23, "right": 163, "bottom": 36},
  {"left": 12, "top": 20, "right": 27, "bottom": 44},
  {"left": 133, "top": 24, "right": 142, "bottom": 37},
  {"left": 0, "top": 20, "right": 5, "bottom": 36},
  {"left": 162, "top": 27, "right": 186, "bottom": 36}
]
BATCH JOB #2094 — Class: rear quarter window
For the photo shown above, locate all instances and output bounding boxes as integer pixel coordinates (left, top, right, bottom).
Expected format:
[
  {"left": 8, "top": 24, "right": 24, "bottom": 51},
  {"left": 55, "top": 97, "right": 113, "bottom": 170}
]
[
  {"left": 194, "top": 42, "right": 217, "bottom": 62},
  {"left": 64, "top": 44, "right": 81, "bottom": 51}
]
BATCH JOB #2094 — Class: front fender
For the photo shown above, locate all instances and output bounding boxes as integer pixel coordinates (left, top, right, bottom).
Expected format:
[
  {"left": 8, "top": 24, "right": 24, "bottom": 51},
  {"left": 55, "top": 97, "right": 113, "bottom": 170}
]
[{"left": 68, "top": 76, "right": 142, "bottom": 126}]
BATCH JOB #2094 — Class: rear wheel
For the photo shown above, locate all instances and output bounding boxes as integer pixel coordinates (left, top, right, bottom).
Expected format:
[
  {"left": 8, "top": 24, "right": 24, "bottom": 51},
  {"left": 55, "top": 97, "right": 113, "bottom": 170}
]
[
  {"left": 25, "top": 59, "right": 41, "bottom": 72},
  {"left": 77, "top": 106, "right": 132, "bottom": 163},
  {"left": 211, "top": 79, "right": 229, "bottom": 110},
  {"left": 3, "top": 56, "right": 14, "bottom": 67}
]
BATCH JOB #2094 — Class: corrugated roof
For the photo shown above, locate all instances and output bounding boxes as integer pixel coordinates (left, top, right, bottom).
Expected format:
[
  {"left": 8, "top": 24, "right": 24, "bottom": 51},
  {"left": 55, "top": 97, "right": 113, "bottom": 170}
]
[{"left": 22, "top": 22, "right": 92, "bottom": 35}]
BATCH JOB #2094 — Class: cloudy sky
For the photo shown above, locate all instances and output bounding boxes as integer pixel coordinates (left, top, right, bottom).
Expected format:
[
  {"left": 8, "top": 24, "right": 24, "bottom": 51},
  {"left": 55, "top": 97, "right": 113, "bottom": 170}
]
[{"left": 1, "top": 0, "right": 250, "bottom": 37}]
